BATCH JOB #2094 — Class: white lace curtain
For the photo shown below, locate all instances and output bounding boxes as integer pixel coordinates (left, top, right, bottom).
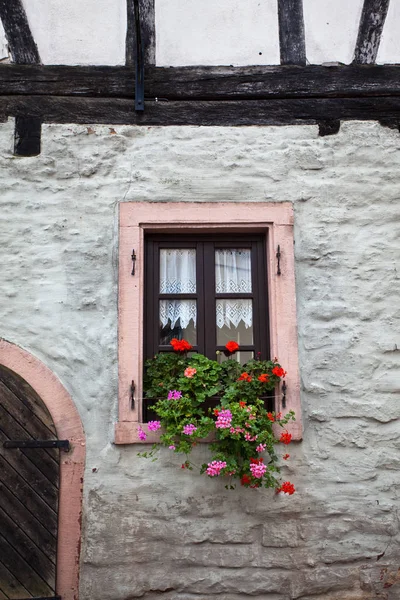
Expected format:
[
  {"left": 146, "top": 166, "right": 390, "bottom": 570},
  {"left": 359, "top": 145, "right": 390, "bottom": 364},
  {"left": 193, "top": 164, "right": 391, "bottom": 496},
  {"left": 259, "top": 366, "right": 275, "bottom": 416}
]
[{"left": 159, "top": 248, "right": 253, "bottom": 330}]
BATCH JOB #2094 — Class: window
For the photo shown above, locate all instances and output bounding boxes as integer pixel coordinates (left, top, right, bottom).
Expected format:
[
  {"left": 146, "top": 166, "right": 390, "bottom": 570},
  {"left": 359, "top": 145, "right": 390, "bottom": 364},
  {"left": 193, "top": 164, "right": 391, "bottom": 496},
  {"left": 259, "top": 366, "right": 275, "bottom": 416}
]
[
  {"left": 115, "top": 202, "right": 302, "bottom": 443},
  {"left": 144, "top": 234, "right": 269, "bottom": 363}
]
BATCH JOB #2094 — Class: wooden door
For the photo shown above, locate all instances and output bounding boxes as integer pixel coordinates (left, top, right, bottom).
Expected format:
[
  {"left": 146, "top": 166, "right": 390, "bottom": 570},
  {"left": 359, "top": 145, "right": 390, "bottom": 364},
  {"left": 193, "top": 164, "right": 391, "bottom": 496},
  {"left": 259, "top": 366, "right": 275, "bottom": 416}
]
[{"left": 0, "top": 364, "right": 60, "bottom": 599}]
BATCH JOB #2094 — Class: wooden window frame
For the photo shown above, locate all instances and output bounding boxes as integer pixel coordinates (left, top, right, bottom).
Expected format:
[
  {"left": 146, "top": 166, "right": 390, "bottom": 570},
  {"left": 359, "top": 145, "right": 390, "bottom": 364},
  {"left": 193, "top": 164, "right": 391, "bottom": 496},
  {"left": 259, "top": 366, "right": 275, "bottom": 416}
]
[
  {"left": 144, "top": 233, "right": 269, "bottom": 361},
  {"left": 115, "top": 201, "right": 302, "bottom": 444}
]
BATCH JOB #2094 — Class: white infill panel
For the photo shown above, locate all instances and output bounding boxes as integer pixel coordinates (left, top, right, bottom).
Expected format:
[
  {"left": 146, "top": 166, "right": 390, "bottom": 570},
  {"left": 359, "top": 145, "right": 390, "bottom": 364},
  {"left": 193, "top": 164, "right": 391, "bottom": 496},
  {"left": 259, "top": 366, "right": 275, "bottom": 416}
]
[
  {"left": 377, "top": 0, "right": 400, "bottom": 64},
  {"left": 22, "top": 0, "right": 126, "bottom": 65},
  {"left": 303, "top": 0, "right": 363, "bottom": 64},
  {"left": 0, "top": 19, "right": 8, "bottom": 61},
  {"left": 155, "top": 0, "right": 280, "bottom": 66}
]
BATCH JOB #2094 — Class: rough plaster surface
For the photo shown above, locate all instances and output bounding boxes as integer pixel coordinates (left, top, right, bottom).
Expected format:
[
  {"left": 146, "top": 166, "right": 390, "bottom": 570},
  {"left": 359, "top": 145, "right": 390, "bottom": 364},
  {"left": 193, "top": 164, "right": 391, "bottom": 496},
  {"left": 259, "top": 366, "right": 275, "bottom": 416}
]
[{"left": 0, "top": 120, "right": 399, "bottom": 599}]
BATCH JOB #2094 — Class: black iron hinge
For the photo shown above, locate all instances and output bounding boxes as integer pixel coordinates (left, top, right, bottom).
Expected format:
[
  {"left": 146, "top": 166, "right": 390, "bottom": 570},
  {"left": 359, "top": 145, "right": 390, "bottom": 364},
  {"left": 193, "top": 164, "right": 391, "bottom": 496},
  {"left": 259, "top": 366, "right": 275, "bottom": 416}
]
[
  {"left": 282, "top": 380, "right": 287, "bottom": 409},
  {"left": 276, "top": 245, "right": 282, "bottom": 276},
  {"left": 131, "top": 379, "right": 135, "bottom": 409},
  {"left": 4, "top": 440, "right": 70, "bottom": 452},
  {"left": 131, "top": 248, "right": 137, "bottom": 275}
]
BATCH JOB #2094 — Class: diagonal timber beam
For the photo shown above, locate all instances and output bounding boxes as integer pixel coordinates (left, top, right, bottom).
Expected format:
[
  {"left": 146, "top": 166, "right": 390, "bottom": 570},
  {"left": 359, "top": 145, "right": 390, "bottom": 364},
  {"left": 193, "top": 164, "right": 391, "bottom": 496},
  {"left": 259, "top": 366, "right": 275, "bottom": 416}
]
[{"left": 353, "top": 0, "right": 390, "bottom": 64}]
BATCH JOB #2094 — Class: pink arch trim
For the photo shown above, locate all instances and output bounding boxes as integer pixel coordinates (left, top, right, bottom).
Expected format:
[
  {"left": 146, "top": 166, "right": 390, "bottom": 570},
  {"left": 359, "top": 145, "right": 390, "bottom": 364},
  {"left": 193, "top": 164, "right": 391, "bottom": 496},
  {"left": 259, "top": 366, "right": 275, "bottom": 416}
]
[{"left": 0, "top": 339, "right": 85, "bottom": 600}]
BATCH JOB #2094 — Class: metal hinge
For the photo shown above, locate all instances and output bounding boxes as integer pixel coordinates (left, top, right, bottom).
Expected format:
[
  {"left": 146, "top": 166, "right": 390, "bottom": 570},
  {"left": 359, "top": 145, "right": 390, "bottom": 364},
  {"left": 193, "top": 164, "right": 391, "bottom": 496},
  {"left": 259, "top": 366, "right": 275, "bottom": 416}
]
[
  {"left": 276, "top": 245, "right": 282, "bottom": 276},
  {"left": 131, "top": 379, "right": 135, "bottom": 409},
  {"left": 3, "top": 440, "right": 70, "bottom": 452},
  {"left": 282, "top": 380, "right": 287, "bottom": 409},
  {"left": 131, "top": 249, "right": 137, "bottom": 275}
]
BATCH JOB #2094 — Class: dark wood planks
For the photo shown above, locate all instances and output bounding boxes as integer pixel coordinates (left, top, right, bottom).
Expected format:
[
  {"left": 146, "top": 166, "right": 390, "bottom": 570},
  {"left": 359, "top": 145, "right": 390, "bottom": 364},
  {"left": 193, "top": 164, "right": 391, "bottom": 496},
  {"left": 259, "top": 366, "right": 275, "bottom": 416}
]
[
  {"left": 0, "top": 506, "right": 55, "bottom": 588},
  {"left": 2, "top": 64, "right": 400, "bottom": 100},
  {"left": 0, "top": 0, "right": 40, "bottom": 63},
  {"left": 354, "top": 0, "right": 390, "bottom": 64},
  {"left": 0, "top": 479, "right": 57, "bottom": 560},
  {"left": 0, "top": 533, "right": 53, "bottom": 597},
  {"left": 0, "top": 559, "right": 30, "bottom": 599},
  {"left": 1, "top": 94, "right": 400, "bottom": 126},
  {"left": 0, "top": 365, "right": 56, "bottom": 435},
  {"left": 0, "top": 366, "right": 58, "bottom": 596},
  {"left": 277, "top": 0, "right": 306, "bottom": 65},
  {"left": 126, "top": 0, "right": 155, "bottom": 66}
]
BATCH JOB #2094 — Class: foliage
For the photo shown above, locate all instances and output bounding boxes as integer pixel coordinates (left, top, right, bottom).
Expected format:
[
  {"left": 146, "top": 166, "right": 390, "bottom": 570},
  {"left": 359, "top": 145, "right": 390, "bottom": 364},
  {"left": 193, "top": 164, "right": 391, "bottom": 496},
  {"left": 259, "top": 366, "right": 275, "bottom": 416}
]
[{"left": 139, "top": 342, "right": 296, "bottom": 492}]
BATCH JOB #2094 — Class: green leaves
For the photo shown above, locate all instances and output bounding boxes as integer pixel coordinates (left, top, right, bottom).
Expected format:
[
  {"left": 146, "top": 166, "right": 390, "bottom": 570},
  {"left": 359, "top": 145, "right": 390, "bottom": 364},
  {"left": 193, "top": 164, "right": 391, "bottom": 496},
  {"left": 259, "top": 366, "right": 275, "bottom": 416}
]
[{"left": 142, "top": 350, "right": 295, "bottom": 491}]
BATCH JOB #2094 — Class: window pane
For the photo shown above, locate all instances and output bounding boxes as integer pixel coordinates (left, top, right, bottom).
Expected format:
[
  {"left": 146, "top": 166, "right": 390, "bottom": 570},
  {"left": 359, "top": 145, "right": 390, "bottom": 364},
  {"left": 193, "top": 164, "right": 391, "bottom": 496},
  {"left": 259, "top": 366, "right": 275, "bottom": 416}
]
[
  {"left": 215, "top": 248, "right": 252, "bottom": 293},
  {"left": 160, "top": 249, "right": 196, "bottom": 293},
  {"left": 159, "top": 299, "right": 197, "bottom": 345},
  {"left": 216, "top": 299, "right": 253, "bottom": 345},
  {"left": 217, "top": 351, "right": 254, "bottom": 366}
]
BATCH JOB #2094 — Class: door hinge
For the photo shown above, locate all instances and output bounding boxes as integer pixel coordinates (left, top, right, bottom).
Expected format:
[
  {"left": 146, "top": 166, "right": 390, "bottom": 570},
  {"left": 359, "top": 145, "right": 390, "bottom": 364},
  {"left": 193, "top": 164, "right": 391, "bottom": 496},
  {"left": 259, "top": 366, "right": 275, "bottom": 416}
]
[{"left": 4, "top": 440, "right": 70, "bottom": 452}]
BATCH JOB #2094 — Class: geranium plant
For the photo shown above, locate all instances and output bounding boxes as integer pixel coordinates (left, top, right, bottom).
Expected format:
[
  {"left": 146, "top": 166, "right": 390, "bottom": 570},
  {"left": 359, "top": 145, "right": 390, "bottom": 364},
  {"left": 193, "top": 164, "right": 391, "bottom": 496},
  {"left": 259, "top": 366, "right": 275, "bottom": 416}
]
[{"left": 139, "top": 340, "right": 296, "bottom": 492}]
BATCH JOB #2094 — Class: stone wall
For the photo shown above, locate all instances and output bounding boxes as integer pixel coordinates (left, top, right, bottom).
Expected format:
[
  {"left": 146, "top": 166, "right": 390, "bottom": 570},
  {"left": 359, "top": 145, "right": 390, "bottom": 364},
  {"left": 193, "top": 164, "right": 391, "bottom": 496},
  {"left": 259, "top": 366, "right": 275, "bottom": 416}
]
[{"left": 0, "top": 119, "right": 399, "bottom": 599}]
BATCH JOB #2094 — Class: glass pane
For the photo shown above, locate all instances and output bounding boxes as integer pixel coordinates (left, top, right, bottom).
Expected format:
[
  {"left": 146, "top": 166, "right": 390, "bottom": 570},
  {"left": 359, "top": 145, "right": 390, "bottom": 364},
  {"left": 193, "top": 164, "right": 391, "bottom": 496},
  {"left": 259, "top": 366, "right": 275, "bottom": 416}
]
[
  {"left": 159, "top": 299, "right": 196, "bottom": 345},
  {"left": 215, "top": 248, "right": 252, "bottom": 293},
  {"left": 217, "top": 351, "right": 254, "bottom": 366},
  {"left": 216, "top": 299, "right": 253, "bottom": 346},
  {"left": 160, "top": 249, "right": 196, "bottom": 293}
]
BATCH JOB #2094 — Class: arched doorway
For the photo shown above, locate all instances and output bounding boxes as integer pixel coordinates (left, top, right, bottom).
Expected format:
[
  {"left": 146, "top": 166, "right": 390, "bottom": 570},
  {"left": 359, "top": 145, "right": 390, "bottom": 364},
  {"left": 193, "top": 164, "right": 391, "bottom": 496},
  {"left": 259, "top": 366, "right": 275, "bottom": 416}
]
[{"left": 0, "top": 340, "right": 85, "bottom": 600}]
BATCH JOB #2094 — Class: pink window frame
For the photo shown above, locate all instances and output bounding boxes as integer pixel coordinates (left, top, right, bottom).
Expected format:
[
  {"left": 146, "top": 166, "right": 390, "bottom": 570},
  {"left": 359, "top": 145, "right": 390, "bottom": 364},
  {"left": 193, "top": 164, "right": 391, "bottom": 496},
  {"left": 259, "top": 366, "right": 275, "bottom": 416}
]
[{"left": 115, "top": 202, "right": 302, "bottom": 444}]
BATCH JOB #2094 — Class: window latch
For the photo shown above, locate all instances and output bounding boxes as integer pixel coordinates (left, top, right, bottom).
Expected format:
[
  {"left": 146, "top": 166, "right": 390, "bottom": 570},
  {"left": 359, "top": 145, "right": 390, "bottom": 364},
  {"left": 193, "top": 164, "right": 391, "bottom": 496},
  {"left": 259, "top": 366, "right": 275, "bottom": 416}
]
[
  {"left": 130, "top": 380, "right": 135, "bottom": 409},
  {"left": 276, "top": 245, "right": 281, "bottom": 276},
  {"left": 131, "top": 249, "right": 137, "bottom": 275}
]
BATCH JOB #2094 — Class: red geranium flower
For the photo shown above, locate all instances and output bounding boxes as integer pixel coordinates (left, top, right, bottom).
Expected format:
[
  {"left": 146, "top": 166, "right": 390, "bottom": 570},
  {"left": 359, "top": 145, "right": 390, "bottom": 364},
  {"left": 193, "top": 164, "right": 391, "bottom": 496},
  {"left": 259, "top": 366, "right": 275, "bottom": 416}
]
[
  {"left": 170, "top": 338, "right": 192, "bottom": 352},
  {"left": 267, "top": 412, "right": 275, "bottom": 422},
  {"left": 213, "top": 408, "right": 220, "bottom": 416},
  {"left": 283, "top": 454, "right": 290, "bottom": 460},
  {"left": 258, "top": 373, "right": 269, "bottom": 383},
  {"left": 239, "top": 401, "right": 247, "bottom": 408},
  {"left": 279, "top": 431, "right": 292, "bottom": 445},
  {"left": 240, "top": 474, "right": 251, "bottom": 486},
  {"left": 272, "top": 366, "right": 286, "bottom": 378},
  {"left": 250, "top": 457, "right": 264, "bottom": 464},
  {"left": 276, "top": 481, "right": 295, "bottom": 495},
  {"left": 238, "top": 372, "right": 252, "bottom": 382},
  {"left": 225, "top": 340, "right": 239, "bottom": 355}
]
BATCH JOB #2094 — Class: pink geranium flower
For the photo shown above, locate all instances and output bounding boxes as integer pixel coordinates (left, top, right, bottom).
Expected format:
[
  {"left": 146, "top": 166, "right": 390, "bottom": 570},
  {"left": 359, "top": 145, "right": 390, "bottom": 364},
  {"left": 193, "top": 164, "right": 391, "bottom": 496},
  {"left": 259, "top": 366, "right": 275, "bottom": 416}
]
[{"left": 184, "top": 367, "right": 197, "bottom": 378}]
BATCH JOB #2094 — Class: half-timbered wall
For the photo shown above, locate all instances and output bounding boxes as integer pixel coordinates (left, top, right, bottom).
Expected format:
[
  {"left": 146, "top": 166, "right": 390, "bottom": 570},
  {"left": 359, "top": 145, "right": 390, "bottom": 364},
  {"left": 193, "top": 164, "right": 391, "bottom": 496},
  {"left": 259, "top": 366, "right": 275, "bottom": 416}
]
[
  {"left": 0, "top": 0, "right": 400, "bottom": 65},
  {"left": 0, "top": 118, "right": 399, "bottom": 599}
]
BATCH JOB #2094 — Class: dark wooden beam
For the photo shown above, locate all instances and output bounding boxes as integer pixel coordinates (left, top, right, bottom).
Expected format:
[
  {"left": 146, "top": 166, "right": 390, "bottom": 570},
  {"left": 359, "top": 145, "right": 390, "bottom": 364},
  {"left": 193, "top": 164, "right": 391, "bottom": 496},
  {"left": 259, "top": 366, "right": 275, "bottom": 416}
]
[
  {"left": 0, "top": 0, "right": 40, "bottom": 64},
  {"left": 1, "top": 95, "right": 400, "bottom": 126},
  {"left": 277, "top": 0, "right": 306, "bottom": 65},
  {"left": 354, "top": 0, "right": 390, "bottom": 64},
  {"left": 126, "top": 0, "right": 155, "bottom": 66},
  {"left": 14, "top": 116, "right": 41, "bottom": 156},
  {"left": 2, "top": 64, "right": 400, "bottom": 100}
]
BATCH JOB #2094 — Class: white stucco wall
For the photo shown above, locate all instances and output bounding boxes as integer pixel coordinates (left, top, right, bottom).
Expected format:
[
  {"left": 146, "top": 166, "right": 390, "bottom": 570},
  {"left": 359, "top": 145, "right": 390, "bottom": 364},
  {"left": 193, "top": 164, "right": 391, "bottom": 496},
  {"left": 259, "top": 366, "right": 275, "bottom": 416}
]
[
  {"left": 155, "top": 0, "right": 280, "bottom": 67},
  {"left": 0, "top": 120, "right": 399, "bottom": 599},
  {"left": 377, "top": 0, "right": 400, "bottom": 64},
  {"left": 0, "top": 19, "right": 8, "bottom": 60},
  {"left": 303, "top": 0, "right": 363, "bottom": 64},
  {"left": 22, "top": 0, "right": 126, "bottom": 65}
]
